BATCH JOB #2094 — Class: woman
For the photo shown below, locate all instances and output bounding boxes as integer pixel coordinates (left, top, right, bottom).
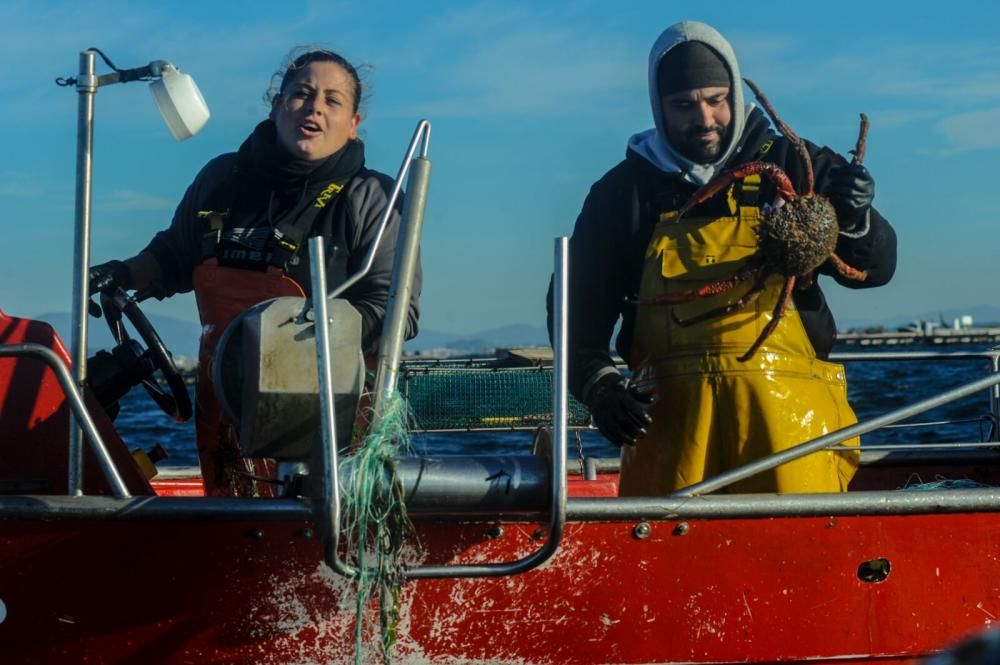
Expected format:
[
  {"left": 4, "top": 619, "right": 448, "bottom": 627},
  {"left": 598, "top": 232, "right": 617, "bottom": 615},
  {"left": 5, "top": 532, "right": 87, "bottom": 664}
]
[{"left": 89, "top": 48, "right": 421, "bottom": 497}]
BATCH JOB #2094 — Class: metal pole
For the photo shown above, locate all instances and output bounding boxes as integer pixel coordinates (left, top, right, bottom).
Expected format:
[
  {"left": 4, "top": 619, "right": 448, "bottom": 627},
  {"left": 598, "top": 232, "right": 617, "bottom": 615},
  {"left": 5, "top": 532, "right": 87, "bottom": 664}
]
[
  {"left": 549, "top": 236, "right": 569, "bottom": 539},
  {"left": 68, "top": 50, "right": 97, "bottom": 496},
  {"left": 372, "top": 154, "right": 431, "bottom": 421},
  {"left": 991, "top": 355, "right": 1000, "bottom": 442},
  {"left": 309, "top": 237, "right": 356, "bottom": 578}
]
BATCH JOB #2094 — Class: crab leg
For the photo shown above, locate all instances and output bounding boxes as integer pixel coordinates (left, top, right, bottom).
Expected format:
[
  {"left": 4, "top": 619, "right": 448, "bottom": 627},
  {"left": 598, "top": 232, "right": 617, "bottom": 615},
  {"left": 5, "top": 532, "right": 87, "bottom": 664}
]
[
  {"left": 671, "top": 270, "right": 769, "bottom": 327},
  {"left": 678, "top": 163, "right": 797, "bottom": 219},
  {"left": 739, "top": 275, "right": 797, "bottom": 362},
  {"left": 852, "top": 113, "right": 869, "bottom": 166},
  {"left": 633, "top": 257, "right": 763, "bottom": 306},
  {"left": 744, "top": 78, "right": 814, "bottom": 195},
  {"left": 828, "top": 253, "right": 868, "bottom": 282}
]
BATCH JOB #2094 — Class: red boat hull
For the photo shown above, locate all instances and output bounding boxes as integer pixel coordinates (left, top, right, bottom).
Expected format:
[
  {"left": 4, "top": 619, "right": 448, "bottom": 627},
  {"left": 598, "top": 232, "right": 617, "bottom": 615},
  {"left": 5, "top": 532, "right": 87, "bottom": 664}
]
[{"left": 0, "top": 506, "right": 995, "bottom": 664}]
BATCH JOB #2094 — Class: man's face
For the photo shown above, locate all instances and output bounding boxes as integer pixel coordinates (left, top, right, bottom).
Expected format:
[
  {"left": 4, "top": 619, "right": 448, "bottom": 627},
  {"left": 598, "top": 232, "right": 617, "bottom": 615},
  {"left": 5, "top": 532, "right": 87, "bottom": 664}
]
[{"left": 660, "top": 86, "right": 732, "bottom": 163}]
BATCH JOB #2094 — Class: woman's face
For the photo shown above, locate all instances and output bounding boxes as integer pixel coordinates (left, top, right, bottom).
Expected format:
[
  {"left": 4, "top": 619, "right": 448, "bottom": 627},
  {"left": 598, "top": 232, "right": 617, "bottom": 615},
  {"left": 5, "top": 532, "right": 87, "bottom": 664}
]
[{"left": 271, "top": 61, "right": 361, "bottom": 161}]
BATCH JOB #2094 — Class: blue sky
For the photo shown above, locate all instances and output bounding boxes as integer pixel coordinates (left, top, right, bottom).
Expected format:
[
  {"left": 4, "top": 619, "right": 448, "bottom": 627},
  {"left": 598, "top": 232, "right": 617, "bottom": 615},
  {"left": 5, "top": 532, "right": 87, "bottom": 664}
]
[{"left": 1, "top": 0, "right": 998, "bottom": 336}]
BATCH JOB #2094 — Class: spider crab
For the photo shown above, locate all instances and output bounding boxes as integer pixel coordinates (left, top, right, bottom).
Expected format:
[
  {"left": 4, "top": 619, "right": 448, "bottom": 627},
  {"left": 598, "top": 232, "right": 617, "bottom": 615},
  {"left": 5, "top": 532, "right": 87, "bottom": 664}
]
[{"left": 640, "top": 78, "right": 870, "bottom": 362}]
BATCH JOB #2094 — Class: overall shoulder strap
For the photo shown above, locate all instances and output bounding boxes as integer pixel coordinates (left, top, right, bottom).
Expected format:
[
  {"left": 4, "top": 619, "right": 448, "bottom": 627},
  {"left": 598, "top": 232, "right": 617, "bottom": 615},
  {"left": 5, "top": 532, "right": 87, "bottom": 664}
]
[{"left": 281, "top": 185, "right": 352, "bottom": 290}]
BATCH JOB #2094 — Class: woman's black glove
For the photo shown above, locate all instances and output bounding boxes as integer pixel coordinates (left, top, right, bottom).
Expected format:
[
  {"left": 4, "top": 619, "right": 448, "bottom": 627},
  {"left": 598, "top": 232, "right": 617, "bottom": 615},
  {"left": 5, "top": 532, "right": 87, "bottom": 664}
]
[
  {"left": 87, "top": 260, "right": 131, "bottom": 317},
  {"left": 585, "top": 373, "right": 655, "bottom": 447},
  {"left": 89, "top": 260, "right": 131, "bottom": 294},
  {"left": 824, "top": 163, "right": 875, "bottom": 233}
]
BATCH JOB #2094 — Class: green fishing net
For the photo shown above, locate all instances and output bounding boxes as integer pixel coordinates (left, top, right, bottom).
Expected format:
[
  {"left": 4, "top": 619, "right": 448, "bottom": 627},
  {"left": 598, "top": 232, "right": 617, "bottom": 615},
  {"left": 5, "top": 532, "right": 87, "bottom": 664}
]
[
  {"left": 339, "top": 391, "right": 418, "bottom": 664},
  {"left": 401, "top": 363, "right": 590, "bottom": 431}
]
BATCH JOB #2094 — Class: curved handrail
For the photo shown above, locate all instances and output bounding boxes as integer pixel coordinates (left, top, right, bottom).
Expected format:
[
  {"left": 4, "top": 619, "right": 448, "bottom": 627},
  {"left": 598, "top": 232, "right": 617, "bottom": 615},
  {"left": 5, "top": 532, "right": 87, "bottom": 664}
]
[
  {"left": 310, "top": 238, "right": 356, "bottom": 577},
  {"left": 309, "top": 119, "right": 433, "bottom": 578},
  {"left": 0, "top": 343, "right": 130, "bottom": 497},
  {"left": 405, "top": 237, "right": 569, "bottom": 579},
  {"left": 371, "top": 126, "right": 432, "bottom": 423},
  {"left": 327, "top": 119, "right": 431, "bottom": 302},
  {"left": 310, "top": 227, "right": 570, "bottom": 579}
]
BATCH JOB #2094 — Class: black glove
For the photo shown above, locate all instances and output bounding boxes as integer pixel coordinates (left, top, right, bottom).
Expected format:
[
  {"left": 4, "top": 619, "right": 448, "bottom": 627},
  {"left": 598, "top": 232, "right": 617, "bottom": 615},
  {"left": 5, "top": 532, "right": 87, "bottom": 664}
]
[
  {"left": 585, "top": 373, "right": 655, "bottom": 447},
  {"left": 87, "top": 260, "right": 131, "bottom": 317},
  {"left": 88, "top": 260, "right": 131, "bottom": 295},
  {"left": 824, "top": 163, "right": 875, "bottom": 232}
]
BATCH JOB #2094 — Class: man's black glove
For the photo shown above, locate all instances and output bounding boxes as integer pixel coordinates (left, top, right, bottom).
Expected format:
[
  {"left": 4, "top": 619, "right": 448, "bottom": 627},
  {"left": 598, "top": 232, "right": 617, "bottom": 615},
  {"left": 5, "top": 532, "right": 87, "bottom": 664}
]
[
  {"left": 824, "top": 163, "right": 875, "bottom": 233},
  {"left": 87, "top": 260, "right": 131, "bottom": 317},
  {"left": 585, "top": 373, "right": 655, "bottom": 447}
]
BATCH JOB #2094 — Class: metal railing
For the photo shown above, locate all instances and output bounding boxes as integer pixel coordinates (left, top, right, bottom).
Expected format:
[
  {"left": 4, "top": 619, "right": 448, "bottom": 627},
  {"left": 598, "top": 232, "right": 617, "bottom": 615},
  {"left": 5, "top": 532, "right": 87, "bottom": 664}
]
[
  {"left": 830, "top": 349, "right": 1000, "bottom": 443},
  {"left": 6, "top": 343, "right": 1000, "bottom": 525},
  {"left": 0, "top": 343, "right": 129, "bottom": 497},
  {"left": 397, "top": 348, "right": 1000, "bottom": 444},
  {"left": 311, "top": 119, "right": 435, "bottom": 579},
  {"left": 405, "top": 238, "right": 569, "bottom": 579},
  {"left": 308, "top": 116, "right": 568, "bottom": 579}
]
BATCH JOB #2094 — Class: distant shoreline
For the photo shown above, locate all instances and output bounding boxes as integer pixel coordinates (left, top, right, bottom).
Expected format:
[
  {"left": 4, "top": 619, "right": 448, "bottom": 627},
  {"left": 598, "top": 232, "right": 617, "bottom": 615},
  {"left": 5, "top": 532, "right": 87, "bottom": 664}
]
[{"left": 836, "top": 327, "right": 1000, "bottom": 347}]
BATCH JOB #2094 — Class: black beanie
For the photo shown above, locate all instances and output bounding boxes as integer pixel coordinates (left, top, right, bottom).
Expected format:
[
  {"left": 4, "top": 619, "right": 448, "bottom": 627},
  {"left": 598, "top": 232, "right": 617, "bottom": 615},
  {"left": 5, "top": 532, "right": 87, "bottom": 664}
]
[{"left": 657, "top": 41, "right": 731, "bottom": 94}]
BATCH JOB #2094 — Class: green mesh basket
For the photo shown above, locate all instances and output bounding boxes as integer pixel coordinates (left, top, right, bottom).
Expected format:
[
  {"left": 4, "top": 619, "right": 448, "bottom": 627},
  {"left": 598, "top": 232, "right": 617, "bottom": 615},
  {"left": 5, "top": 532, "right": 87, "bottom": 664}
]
[{"left": 399, "top": 360, "right": 591, "bottom": 431}]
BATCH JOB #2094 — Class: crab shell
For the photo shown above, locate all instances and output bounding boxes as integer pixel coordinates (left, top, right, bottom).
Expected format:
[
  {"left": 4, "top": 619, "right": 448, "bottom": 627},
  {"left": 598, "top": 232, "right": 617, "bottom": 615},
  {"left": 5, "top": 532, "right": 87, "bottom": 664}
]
[{"left": 757, "top": 193, "right": 839, "bottom": 277}]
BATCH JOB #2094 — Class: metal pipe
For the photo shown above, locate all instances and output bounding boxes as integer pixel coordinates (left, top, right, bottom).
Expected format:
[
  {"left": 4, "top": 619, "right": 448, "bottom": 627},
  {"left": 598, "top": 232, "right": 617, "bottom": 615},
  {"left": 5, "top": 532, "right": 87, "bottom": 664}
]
[
  {"left": 0, "top": 495, "right": 313, "bottom": 520},
  {"left": 675, "top": 371, "right": 1000, "bottom": 497},
  {"left": 0, "top": 344, "right": 129, "bottom": 497},
  {"left": 840, "top": 442, "right": 1000, "bottom": 451},
  {"left": 991, "top": 355, "right": 1000, "bottom": 442},
  {"left": 308, "top": 238, "right": 356, "bottom": 578},
  {"left": 69, "top": 50, "right": 98, "bottom": 496},
  {"left": 380, "top": 456, "right": 550, "bottom": 513},
  {"left": 372, "top": 154, "right": 431, "bottom": 422},
  {"left": 549, "top": 236, "right": 570, "bottom": 534},
  {"left": 835, "top": 349, "right": 999, "bottom": 442},
  {"left": 831, "top": 351, "right": 1000, "bottom": 362},
  {"left": 327, "top": 120, "right": 430, "bottom": 301},
  {"left": 568, "top": 489, "right": 1000, "bottom": 520},
  {"left": 9, "top": 487, "right": 1000, "bottom": 522}
]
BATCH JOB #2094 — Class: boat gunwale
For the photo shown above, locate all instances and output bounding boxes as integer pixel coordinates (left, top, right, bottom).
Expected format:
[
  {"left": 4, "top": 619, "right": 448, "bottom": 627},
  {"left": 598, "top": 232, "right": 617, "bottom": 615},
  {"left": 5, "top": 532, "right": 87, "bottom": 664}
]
[{"left": 5, "top": 485, "right": 1000, "bottom": 521}]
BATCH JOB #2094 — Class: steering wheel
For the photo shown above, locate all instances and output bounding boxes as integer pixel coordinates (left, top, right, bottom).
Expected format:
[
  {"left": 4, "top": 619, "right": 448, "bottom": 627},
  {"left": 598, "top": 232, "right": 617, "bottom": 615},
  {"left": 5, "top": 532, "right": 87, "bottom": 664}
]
[{"left": 100, "top": 289, "right": 193, "bottom": 423}]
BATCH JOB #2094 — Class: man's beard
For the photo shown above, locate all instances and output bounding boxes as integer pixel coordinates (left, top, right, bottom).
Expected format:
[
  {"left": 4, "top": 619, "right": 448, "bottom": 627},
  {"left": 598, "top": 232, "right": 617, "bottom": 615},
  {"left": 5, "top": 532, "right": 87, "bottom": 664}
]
[{"left": 676, "top": 124, "right": 728, "bottom": 163}]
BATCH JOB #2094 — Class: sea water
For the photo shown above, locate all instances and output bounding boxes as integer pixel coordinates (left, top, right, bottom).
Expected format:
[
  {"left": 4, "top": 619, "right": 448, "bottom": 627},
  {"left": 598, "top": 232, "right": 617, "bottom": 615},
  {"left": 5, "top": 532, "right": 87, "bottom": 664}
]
[{"left": 114, "top": 343, "right": 1000, "bottom": 468}]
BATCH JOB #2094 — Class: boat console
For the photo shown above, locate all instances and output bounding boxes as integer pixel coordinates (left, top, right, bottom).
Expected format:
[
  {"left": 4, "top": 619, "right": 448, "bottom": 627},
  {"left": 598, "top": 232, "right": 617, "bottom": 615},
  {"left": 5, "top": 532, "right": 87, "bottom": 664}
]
[{"left": 213, "top": 296, "right": 365, "bottom": 465}]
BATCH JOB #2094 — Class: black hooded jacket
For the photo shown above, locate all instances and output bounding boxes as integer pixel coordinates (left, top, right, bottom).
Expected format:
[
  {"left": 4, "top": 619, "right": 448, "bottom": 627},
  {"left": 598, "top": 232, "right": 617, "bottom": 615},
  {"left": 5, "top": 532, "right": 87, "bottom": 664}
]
[
  {"left": 549, "top": 106, "right": 897, "bottom": 401},
  {"left": 141, "top": 122, "right": 421, "bottom": 355}
]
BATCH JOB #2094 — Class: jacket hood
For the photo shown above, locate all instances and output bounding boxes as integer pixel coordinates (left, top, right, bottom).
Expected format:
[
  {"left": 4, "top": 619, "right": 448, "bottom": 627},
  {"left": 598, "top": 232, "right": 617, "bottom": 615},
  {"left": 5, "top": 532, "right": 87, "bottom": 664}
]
[{"left": 628, "top": 21, "right": 748, "bottom": 185}]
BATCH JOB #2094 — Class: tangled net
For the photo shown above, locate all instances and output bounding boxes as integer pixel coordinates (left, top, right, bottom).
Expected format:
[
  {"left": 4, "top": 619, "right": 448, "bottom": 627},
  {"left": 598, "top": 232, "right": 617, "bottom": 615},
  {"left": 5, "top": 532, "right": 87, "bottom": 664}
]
[{"left": 339, "top": 391, "right": 419, "bottom": 664}]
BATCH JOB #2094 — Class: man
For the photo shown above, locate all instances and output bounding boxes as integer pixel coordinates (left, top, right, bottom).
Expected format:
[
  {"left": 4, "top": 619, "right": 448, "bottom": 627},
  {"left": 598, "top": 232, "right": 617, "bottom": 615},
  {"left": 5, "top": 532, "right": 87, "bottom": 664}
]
[{"left": 549, "top": 21, "right": 896, "bottom": 495}]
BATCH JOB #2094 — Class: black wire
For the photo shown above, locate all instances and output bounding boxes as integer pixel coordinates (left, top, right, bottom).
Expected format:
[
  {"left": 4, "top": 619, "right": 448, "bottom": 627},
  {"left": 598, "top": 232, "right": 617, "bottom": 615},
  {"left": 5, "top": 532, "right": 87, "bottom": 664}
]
[
  {"left": 55, "top": 48, "right": 155, "bottom": 87},
  {"left": 87, "top": 47, "right": 120, "bottom": 72}
]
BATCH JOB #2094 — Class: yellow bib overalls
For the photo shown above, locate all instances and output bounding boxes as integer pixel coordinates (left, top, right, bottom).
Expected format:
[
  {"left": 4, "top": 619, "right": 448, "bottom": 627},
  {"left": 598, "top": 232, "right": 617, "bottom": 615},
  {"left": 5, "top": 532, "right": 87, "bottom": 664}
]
[{"left": 618, "top": 175, "right": 859, "bottom": 496}]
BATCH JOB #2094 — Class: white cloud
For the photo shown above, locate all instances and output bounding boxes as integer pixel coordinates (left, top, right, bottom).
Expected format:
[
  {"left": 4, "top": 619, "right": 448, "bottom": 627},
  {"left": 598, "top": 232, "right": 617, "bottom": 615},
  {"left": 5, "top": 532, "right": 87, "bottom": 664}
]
[
  {"left": 95, "top": 189, "right": 174, "bottom": 211},
  {"left": 935, "top": 107, "right": 1000, "bottom": 154},
  {"left": 0, "top": 171, "right": 44, "bottom": 198},
  {"left": 726, "top": 32, "right": 1000, "bottom": 103},
  {"left": 867, "top": 108, "right": 941, "bottom": 130},
  {"left": 365, "top": 4, "right": 645, "bottom": 118}
]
